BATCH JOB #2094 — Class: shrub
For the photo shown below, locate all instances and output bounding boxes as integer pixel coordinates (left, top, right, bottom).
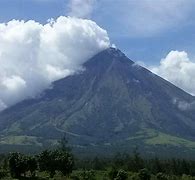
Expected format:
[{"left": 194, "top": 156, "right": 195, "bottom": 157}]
[
  {"left": 79, "top": 170, "right": 96, "bottom": 180},
  {"left": 156, "top": 172, "right": 168, "bottom": 180},
  {"left": 138, "top": 168, "right": 151, "bottom": 180},
  {"left": 0, "top": 169, "right": 7, "bottom": 179},
  {"left": 115, "top": 169, "right": 128, "bottom": 180}
]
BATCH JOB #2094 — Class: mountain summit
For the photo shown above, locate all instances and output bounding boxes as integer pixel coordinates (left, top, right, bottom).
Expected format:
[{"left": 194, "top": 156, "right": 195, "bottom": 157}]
[{"left": 0, "top": 48, "right": 195, "bottom": 156}]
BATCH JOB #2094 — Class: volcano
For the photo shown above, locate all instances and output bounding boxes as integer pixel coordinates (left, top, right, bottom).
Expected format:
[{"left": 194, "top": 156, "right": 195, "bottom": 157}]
[{"left": 0, "top": 48, "right": 194, "bottom": 157}]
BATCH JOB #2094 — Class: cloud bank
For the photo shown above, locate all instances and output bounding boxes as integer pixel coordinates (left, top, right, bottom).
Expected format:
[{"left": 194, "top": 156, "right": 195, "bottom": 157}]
[
  {"left": 0, "top": 16, "right": 110, "bottom": 111},
  {"left": 150, "top": 51, "right": 195, "bottom": 96}
]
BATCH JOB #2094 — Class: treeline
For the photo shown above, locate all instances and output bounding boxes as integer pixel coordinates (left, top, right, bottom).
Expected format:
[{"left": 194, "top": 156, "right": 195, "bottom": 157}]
[
  {"left": 0, "top": 146, "right": 194, "bottom": 179},
  {"left": 77, "top": 150, "right": 195, "bottom": 176},
  {"left": 75, "top": 150, "right": 195, "bottom": 179}
]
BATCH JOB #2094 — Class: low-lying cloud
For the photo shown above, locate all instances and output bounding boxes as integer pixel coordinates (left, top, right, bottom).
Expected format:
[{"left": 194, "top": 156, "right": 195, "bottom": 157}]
[
  {"left": 173, "top": 98, "right": 195, "bottom": 111},
  {"left": 0, "top": 16, "right": 110, "bottom": 111},
  {"left": 150, "top": 51, "right": 195, "bottom": 96}
]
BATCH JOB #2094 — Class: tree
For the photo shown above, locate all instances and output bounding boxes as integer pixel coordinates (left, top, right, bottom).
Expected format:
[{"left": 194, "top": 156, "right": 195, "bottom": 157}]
[
  {"left": 54, "top": 149, "right": 74, "bottom": 177},
  {"left": 132, "top": 148, "right": 144, "bottom": 172},
  {"left": 8, "top": 152, "right": 28, "bottom": 178},
  {"left": 58, "top": 133, "right": 71, "bottom": 152},
  {"left": 26, "top": 156, "right": 37, "bottom": 177},
  {"left": 37, "top": 149, "right": 74, "bottom": 178},
  {"left": 180, "top": 159, "right": 190, "bottom": 175},
  {"left": 138, "top": 168, "right": 151, "bottom": 180},
  {"left": 108, "top": 166, "right": 118, "bottom": 180},
  {"left": 37, "top": 150, "right": 56, "bottom": 178},
  {"left": 114, "top": 153, "right": 125, "bottom": 169},
  {"left": 170, "top": 159, "right": 178, "bottom": 175},
  {"left": 92, "top": 157, "right": 103, "bottom": 170},
  {"left": 153, "top": 157, "right": 163, "bottom": 174}
]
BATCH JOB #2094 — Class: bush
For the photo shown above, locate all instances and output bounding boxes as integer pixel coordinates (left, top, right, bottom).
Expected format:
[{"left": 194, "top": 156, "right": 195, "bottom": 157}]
[
  {"left": 138, "top": 168, "right": 151, "bottom": 180},
  {"left": 79, "top": 170, "right": 96, "bottom": 180},
  {"left": 130, "top": 173, "right": 140, "bottom": 180},
  {"left": 115, "top": 169, "right": 128, "bottom": 180},
  {"left": 70, "top": 174, "right": 81, "bottom": 180},
  {"left": 108, "top": 167, "right": 118, "bottom": 180},
  {"left": 108, "top": 168, "right": 128, "bottom": 180},
  {"left": 156, "top": 172, "right": 168, "bottom": 180},
  {"left": 181, "top": 174, "right": 194, "bottom": 180},
  {"left": 0, "top": 169, "right": 7, "bottom": 179}
]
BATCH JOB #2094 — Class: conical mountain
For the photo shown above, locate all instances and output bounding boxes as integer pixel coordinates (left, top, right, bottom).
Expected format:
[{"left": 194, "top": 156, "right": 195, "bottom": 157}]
[{"left": 0, "top": 48, "right": 194, "bottom": 156}]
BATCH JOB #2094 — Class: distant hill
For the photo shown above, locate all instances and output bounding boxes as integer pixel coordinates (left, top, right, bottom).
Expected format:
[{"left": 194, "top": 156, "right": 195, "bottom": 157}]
[{"left": 0, "top": 48, "right": 194, "bottom": 157}]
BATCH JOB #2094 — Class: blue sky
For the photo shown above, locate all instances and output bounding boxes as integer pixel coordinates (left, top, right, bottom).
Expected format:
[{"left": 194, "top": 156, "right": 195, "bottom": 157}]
[
  {"left": 1, "top": 0, "right": 195, "bottom": 65},
  {"left": 0, "top": 0, "right": 195, "bottom": 99}
]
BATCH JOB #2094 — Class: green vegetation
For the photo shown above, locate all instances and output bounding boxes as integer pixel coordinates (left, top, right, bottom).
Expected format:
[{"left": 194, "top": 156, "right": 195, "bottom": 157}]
[
  {"left": 0, "top": 136, "right": 42, "bottom": 146},
  {"left": 145, "top": 132, "right": 195, "bottom": 148},
  {"left": 1, "top": 128, "right": 195, "bottom": 159},
  {"left": 128, "top": 128, "right": 195, "bottom": 148},
  {"left": 0, "top": 146, "right": 194, "bottom": 180}
]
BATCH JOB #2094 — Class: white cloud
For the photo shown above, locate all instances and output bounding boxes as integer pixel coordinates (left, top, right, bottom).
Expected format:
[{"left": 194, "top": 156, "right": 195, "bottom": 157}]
[
  {"left": 150, "top": 51, "right": 195, "bottom": 95},
  {"left": 0, "top": 16, "right": 110, "bottom": 110},
  {"left": 172, "top": 98, "right": 195, "bottom": 111},
  {"left": 68, "top": 0, "right": 96, "bottom": 18}
]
